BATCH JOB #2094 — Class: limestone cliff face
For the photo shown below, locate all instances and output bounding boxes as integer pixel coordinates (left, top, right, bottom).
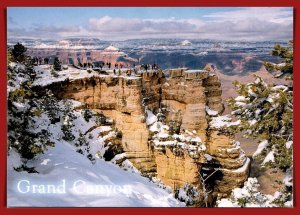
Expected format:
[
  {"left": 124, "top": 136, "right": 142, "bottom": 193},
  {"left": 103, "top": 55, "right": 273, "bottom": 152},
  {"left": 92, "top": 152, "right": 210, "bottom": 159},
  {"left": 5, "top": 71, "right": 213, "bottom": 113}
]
[
  {"left": 48, "top": 76, "right": 157, "bottom": 175},
  {"left": 44, "top": 67, "right": 250, "bottom": 204},
  {"left": 154, "top": 148, "right": 200, "bottom": 190}
]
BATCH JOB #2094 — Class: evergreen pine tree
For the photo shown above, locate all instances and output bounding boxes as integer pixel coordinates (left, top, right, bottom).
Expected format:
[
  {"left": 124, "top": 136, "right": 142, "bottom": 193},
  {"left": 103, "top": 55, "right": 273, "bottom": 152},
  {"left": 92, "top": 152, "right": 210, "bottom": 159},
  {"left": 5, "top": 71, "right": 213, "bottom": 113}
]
[
  {"left": 227, "top": 41, "right": 293, "bottom": 206},
  {"left": 7, "top": 51, "right": 54, "bottom": 169},
  {"left": 11, "top": 42, "right": 27, "bottom": 63},
  {"left": 75, "top": 131, "right": 95, "bottom": 163},
  {"left": 75, "top": 131, "right": 87, "bottom": 154},
  {"left": 264, "top": 40, "right": 293, "bottom": 79},
  {"left": 44, "top": 57, "right": 49, "bottom": 64},
  {"left": 53, "top": 57, "right": 62, "bottom": 71},
  {"left": 61, "top": 101, "right": 76, "bottom": 141},
  {"left": 83, "top": 105, "right": 93, "bottom": 122},
  {"left": 228, "top": 41, "right": 293, "bottom": 170},
  {"left": 7, "top": 48, "right": 13, "bottom": 65},
  {"left": 42, "top": 90, "right": 60, "bottom": 124}
]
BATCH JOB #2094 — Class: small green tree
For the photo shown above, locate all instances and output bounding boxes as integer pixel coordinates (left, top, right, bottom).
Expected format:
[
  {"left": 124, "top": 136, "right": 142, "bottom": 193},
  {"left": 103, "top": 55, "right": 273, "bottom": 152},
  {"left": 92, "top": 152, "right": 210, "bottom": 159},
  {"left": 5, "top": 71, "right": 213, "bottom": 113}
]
[
  {"left": 75, "top": 131, "right": 88, "bottom": 154},
  {"left": 95, "top": 112, "right": 107, "bottom": 125},
  {"left": 83, "top": 106, "right": 93, "bottom": 122},
  {"left": 61, "top": 101, "right": 76, "bottom": 141},
  {"left": 75, "top": 131, "right": 95, "bottom": 163},
  {"left": 264, "top": 40, "right": 293, "bottom": 79},
  {"left": 53, "top": 57, "right": 62, "bottom": 71},
  {"left": 7, "top": 48, "right": 13, "bottom": 65},
  {"left": 11, "top": 42, "right": 27, "bottom": 62},
  {"left": 42, "top": 90, "right": 60, "bottom": 124},
  {"left": 44, "top": 57, "right": 49, "bottom": 64}
]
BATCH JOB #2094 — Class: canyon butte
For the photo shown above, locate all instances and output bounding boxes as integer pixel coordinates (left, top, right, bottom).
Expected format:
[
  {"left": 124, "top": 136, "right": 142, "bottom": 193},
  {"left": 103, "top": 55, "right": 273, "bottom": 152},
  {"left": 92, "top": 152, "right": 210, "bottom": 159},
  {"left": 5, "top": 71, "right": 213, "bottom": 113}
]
[{"left": 35, "top": 65, "right": 250, "bottom": 206}]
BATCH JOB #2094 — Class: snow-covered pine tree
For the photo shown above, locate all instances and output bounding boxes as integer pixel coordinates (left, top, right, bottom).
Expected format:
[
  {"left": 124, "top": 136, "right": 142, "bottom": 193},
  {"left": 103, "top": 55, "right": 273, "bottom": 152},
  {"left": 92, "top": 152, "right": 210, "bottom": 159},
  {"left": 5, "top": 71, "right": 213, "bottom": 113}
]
[
  {"left": 41, "top": 90, "right": 61, "bottom": 124},
  {"left": 264, "top": 40, "right": 293, "bottom": 79},
  {"left": 75, "top": 131, "right": 95, "bottom": 163},
  {"left": 75, "top": 131, "right": 87, "bottom": 155},
  {"left": 83, "top": 104, "right": 93, "bottom": 122},
  {"left": 61, "top": 101, "right": 76, "bottom": 141},
  {"left": 175, "top": 184, "right": 199, "bottom": 206},
  {"left": 226, "top": 41, "right": 293, "bottom": 207},
  {"left": 217, "top": 177, "right": 292, "bottom": 207},
  {"left": 7, "top": 47, "right": 55, "bottom": 170},
  {"left": 95, "top": 112, "right": 107, "bottom": 125}
]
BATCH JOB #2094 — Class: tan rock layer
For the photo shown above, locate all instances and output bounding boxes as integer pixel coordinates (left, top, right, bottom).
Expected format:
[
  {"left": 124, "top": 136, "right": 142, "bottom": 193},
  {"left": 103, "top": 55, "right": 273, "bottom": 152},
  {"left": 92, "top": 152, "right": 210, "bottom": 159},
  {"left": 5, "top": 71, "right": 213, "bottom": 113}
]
[{"left": 40, "top": 68, "right": 249, "bottom": 202}]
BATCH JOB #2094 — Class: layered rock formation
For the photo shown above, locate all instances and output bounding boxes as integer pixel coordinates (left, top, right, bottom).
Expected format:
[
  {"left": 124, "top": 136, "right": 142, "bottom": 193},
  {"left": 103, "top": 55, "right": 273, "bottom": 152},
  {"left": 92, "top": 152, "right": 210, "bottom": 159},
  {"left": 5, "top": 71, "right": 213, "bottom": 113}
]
[{"left": 41, "top": 67, "right": 250, "bottom": 205}]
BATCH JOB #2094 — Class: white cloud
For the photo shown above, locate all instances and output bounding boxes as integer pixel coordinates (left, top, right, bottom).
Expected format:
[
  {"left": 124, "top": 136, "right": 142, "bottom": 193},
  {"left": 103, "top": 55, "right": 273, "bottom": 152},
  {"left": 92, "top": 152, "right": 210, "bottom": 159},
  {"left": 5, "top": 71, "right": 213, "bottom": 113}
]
[
  {"left": 203, "top": 7, "right": 293, "bottom": 24},
  {"left": 8, "top": 7, "right": 293, "bottom": 41},
  {"left": 87, "top": 16, "right": 203, "bottom": 34}
]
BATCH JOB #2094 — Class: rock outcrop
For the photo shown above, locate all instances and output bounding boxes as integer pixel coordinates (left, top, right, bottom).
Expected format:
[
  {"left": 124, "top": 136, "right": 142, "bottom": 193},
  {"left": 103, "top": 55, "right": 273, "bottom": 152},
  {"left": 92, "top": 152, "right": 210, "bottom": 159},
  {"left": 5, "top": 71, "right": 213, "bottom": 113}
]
[{"left": 41, "top": 67, "right": 250, "bottom": 205}]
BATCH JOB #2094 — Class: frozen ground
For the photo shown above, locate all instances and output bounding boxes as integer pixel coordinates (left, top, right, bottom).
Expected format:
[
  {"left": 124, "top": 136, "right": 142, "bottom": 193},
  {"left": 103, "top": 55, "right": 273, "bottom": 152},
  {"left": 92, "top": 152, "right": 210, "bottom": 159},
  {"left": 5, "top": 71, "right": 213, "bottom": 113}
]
[{"left": 7, "top": 142, "right": 183, "bottom": 207}]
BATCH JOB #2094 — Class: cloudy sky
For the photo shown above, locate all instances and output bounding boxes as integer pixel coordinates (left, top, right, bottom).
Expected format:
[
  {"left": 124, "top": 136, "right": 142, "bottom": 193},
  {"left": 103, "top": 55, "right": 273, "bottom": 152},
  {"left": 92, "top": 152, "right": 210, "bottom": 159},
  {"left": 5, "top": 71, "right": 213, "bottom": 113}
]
[{"left": 7, "top": 7, "right": 293, "bottom": 41}]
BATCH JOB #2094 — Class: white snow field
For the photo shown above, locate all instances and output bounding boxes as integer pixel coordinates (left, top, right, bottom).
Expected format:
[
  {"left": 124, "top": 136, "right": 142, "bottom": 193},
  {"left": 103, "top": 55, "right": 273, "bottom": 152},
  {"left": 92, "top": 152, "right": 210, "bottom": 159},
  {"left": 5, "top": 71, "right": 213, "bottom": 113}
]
[{"left": 7, "top": 142, "right": 183, "bottom": 207}]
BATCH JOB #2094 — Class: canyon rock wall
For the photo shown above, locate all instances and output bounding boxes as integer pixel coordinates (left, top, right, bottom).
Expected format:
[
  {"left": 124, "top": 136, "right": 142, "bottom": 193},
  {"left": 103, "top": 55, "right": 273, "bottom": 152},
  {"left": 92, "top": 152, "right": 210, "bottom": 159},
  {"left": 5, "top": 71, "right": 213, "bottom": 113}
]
[
  {"left": 44, "top": 67, "right": 250, "bottom": 203},
  {"left": 48, "top": 76, "right": 157, "bottom": 175}
]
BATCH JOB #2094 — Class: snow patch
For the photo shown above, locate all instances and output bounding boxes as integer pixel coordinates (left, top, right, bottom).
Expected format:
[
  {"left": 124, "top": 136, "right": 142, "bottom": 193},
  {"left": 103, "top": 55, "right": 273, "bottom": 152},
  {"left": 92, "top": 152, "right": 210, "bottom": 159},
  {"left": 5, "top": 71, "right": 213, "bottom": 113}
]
[
  {"left": 206, "top": 106, "right": 218, "bottom": 116},
  {"left": 253, "top": 140, "right": 268, "bottom": 157},
  {"left": 262, "top": 151, "right": 275, "bottom": 164},
  {"left": 210, "top": 115, "right": 241, "bottom": 129},
  {"left": 146, "top": 110, "right": 158, "bottom": 126},
  {"left": 235, "top": 96, "right": 247, "bottom": 102},
  {"left": 204, "top": 154, "right": 212, "bottom": 161},
  {"left": 285, "top": 141, "right": 293, "bottom": 149}
]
